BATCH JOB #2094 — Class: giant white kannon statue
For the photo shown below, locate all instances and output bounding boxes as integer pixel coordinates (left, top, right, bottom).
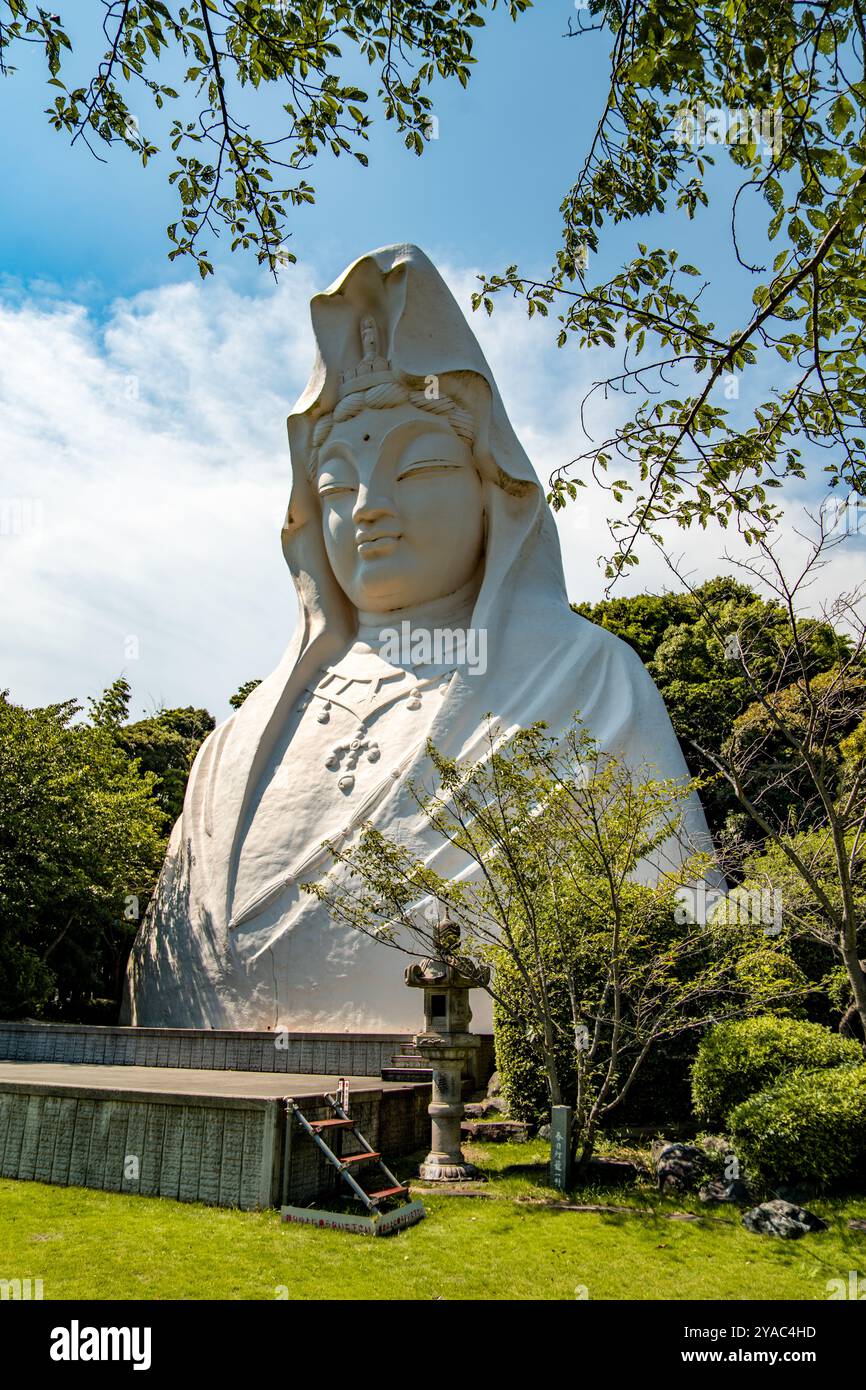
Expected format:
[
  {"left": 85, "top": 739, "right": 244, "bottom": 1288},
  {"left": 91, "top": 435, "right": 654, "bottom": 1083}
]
[{"left": 123, "top": 244, "right": 714, "bottom": 1033}]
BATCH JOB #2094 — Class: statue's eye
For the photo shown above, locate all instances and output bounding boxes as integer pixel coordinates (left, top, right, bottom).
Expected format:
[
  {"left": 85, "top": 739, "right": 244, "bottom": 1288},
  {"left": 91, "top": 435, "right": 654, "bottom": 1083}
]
[
  {"left": 317, "top": 476, "right": 356, "bottom": 497},
  {"left": 396, "top": 460, "right": 462, "bottom": 482}
]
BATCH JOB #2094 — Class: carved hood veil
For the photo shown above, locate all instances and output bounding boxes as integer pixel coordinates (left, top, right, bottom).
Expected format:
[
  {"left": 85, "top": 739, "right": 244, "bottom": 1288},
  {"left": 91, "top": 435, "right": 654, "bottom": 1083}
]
[{"left": 124, "top": 244, "right": 715, "bottom": 1032}]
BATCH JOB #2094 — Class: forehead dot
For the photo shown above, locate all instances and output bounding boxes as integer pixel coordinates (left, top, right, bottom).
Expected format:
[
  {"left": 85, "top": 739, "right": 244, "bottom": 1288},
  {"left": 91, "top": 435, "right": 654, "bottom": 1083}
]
[{"left": 363, "top": 433, "right": 370, "bottom": 442}]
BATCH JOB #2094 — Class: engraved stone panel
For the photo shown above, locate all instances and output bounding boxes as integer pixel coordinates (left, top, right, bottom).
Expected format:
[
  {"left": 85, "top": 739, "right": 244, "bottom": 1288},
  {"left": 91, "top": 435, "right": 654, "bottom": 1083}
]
[
  {"left": 68, "top": 1098, "right": 96, "bottom": 1187},
  {"left": 178, "top": 1104, "right": 205, "bottom": 1201},
  {"left": 104, "top": 1104, "right": 130, "bottom": 1192},
  {"left": 18, "top": 1095, "right": 44, "bottom": 1180},
  {"left": 139, "top": 1104, "right": 166, "bottom": 1196},
  {"left": 239, "top": 1110, "right": 265, "bottom": 1210},
  {"left": 197, "top": 1111, "right": 225, "bottom": 1205},
  {"left": 34, "top": 1093, "right": 61, "bottom": 1183},
  {"left": 85, "top": 1103, "right": 112, "bottom": 1188},
  {"left": 218, "top": 1110, "right": 246, "bottom": 1207},
  {"left": 50, "top": 1097, "right": 77, "bottom": 1185},
  {"left": 159, "top": 1104, "right": 185, "bottom": 1200},
  {"left": 121, "top": 1105, "right": 146, "bottom": 1195}
]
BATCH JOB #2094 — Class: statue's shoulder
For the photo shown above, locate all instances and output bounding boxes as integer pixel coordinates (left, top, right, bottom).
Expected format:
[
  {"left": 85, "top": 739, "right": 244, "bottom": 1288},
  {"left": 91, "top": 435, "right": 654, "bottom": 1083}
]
[
  {"left": 567, "top": 608, "right": 650, "bottom": 677},
  {"left": 559, "top": 608, "right": 670, "bottom": 729},
  {"left": 183, "top": 662, "right": 297, "bottom": 815},
  {"left": 191, "top": 668, "right": 281, "bottom": 768},
  {"left": 189, "top": 707, "right": 239, "bottom": 771}
]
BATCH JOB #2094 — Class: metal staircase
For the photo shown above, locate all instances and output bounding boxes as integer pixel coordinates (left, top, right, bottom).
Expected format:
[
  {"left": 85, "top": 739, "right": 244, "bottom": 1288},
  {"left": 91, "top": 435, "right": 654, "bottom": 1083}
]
[{"left": 281, "top": 1088, "right": 425, "bottom": 1235}]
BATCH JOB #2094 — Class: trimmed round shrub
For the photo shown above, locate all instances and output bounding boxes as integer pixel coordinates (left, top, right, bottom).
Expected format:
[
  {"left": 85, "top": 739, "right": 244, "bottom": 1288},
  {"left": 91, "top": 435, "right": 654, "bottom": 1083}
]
[
  {"left": 729, "top": 1064, "right": 866, "bottom": 1189},
  {"left": 691, "top": 1015, "right": 860, "bottom": 1126}
]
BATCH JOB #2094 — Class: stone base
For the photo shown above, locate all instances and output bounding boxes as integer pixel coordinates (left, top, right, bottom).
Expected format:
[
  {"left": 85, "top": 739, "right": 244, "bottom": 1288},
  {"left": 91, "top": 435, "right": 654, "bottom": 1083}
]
[
  {"left": 461, "top": 1119, "right": 529, "bottom": 1143},
  {"left": 0, "top": 1021, "right": 414, "bottom": 1076},
  {"left": 418, "top": 1158, "right": 487, "bottom": 1183},
  {"left": 0, "top": 1068, "right": 432, "bottom": 1209},
  {"left": 0, "top": 1021, "right": 497, "bottom": 1089}
]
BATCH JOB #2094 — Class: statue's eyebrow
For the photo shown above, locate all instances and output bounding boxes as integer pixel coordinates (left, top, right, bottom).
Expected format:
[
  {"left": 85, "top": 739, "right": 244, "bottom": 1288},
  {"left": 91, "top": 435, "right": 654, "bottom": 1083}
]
[
  {"left": 395, "top": 429, "right": 469, "bottom": 466},
  {"left": 316, "top": 439, "right": 357, "bottom": 473},
  {"left": 375, "top": 415, "right": 456, "bottom": 460}
]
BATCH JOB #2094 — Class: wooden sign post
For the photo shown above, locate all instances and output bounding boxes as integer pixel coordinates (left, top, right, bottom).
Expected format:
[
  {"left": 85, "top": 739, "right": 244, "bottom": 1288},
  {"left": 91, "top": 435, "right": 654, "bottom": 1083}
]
[{"left": 549, "top": 1105, "right": 573, "bottom": 1191}]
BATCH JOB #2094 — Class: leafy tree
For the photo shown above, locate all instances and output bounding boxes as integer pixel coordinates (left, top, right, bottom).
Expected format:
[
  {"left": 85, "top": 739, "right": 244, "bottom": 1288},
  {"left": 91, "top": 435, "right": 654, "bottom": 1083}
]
[
  {"left": 307, "top": 715, "right": 792, "bottom": 1167},
  {"left": 88, "top": 674, "right": 134, "bottom": 729},
  {"left": 0, "top": 0, "right": 529, "bottom": 277},
  {"left": 88, "top": 675, "right": 134, "bottom": 728},
  {"left": 668, "top": 528, "right": 866, "bottom": 1043},
  {"left": 474, "top": 0, "right": 866, "bottom": 574},
  {"left": 573, "top": 589, "right": 694, "bottom": 666},
  {"left": 577, "top": 575, "right": 847, "bottom": 837},
  {"left": 229, "top": 677, "right": 262, "bottom": 709},
  {"left": 729, "top": 829, "right": 866, "bottom": 1036},
  {"left": 0, "top": 690, "right": 166, "bottom": 1019},
  {"left": 89, "top": 675, "right": 215, "bottom": 821},
  {"left": 727, "top": 664, "right": 866, "bottom": 830},
  {"left": 118, "top": 705, "right": 215, "bottom": 822}
]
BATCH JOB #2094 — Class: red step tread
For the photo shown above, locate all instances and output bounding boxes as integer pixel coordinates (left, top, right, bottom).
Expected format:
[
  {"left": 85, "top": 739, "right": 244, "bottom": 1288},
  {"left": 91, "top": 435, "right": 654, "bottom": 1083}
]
[
  {"left": 366, "top": 1185, "right": 408, "bottom": 1202},
  {"left": 309, "top": 1118, "right": 354, "bottom": 1130},
  {"left": 342, "top": 1152, "right": 380, "bottom": 1166}
]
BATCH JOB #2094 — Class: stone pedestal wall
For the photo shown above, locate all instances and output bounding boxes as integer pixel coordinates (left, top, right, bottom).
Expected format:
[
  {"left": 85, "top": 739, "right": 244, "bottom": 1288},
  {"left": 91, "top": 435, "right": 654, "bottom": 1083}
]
[
  {"left": 0, "top": 1081, "right": 281, "bottom": 1209},
  {"left": 0, "top": 1078, "right": 430, "bottom": 1209},
  {"left": 0, "top": 1023, "right": 412, "bottom": 1076}
]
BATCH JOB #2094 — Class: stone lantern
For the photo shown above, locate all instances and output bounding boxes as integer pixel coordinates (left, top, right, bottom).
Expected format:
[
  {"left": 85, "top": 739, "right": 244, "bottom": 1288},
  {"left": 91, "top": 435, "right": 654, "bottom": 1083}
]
[{"left": 404, "top": 913, "right": 490, "bottom": 1182}]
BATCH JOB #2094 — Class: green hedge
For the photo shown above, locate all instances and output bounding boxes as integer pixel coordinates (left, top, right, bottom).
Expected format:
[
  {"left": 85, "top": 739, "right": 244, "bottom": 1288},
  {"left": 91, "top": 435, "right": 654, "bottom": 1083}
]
[
  {"left": 494, "top": 982, "right": 572, "bottom": 1127},
  {"left": 729, "top": 1064, "right": 866, "bottom": 1188},
  {"left": 605, "top": 1030, "right": 699, "bottom": 1126},
  {"left": 691, "top": 1016, "right": 860, "bottom": 1127}
]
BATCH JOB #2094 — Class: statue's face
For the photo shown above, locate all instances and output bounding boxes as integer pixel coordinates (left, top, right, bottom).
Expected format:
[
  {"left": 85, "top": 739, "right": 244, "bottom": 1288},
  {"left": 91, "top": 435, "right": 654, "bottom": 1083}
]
[{"left": 316, "top": 402, "right": 484, "bottom": 613}]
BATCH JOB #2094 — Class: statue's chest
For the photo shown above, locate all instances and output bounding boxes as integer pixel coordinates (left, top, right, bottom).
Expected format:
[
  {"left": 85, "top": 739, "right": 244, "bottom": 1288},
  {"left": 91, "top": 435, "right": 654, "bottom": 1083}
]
[{"left": 232, "top": 651, "right": 452, "bottom": 915}]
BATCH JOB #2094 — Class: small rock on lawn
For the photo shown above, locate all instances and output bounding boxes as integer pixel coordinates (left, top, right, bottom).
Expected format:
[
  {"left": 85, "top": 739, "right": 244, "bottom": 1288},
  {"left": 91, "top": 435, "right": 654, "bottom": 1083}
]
[
  {"left": 699, "top": 1178, "right": 751, "bottom": 1205},
  {"left": 742, "top": 1200, "right": 828, "bottom": 1240},
  {"left": 461, "top": 1119, "right": 529, "bottom": 1143}
]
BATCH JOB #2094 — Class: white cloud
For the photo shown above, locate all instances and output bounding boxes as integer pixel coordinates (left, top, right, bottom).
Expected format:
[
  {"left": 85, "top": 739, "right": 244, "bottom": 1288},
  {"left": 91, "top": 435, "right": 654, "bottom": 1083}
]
[
  {"left": 0, "top": 275, "right": 318, "bottom": 719},
  {"left": 1, "top": 257, "right": 863, "bottom": 720}
]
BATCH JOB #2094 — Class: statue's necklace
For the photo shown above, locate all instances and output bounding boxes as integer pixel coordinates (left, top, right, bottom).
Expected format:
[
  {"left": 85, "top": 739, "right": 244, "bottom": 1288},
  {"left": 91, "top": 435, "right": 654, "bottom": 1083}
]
[
  {"left": 299, "top": 659, "right": 451, "bottom": 794},
  {"left": 229, "top": 665, "right": 452, "bottom": 930}
]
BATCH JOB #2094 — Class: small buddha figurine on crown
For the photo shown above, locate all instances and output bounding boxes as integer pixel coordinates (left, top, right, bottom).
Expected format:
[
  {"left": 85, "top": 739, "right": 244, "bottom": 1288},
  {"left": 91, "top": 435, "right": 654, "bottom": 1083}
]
[{"left": 339, "top": 313, "right": 392, "bottom": 396}]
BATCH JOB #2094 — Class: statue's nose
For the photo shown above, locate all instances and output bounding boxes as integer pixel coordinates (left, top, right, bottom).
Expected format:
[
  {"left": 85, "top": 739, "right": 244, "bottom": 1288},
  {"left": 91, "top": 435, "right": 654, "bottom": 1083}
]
[{"left": 353, "top": 484, "right": 395, "bottom": 525}]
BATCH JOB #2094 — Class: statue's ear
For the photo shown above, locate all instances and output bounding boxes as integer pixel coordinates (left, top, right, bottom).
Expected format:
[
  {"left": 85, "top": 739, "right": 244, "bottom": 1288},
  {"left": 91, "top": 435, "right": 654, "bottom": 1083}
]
[
  {"left": 282, "top": 407, "right": 356, "bottom": 636},
  {"left": 284, "top": 410, "right": 319, "bottom": 533},
  {"left": 439, "top": 371, "right": 497, "bottom": 484}
]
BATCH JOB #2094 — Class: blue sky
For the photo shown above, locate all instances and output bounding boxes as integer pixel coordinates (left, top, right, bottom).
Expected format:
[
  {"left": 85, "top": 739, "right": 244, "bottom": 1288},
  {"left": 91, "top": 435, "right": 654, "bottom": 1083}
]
[
  {"left": 0, "top": 3, "right": 859, "bottom": 719},
  {"left": 0, "top": 3, "right": 757, "bottom": 306},
  {"left": 0, "top": 4, "right": 608, "bottom": 300}
]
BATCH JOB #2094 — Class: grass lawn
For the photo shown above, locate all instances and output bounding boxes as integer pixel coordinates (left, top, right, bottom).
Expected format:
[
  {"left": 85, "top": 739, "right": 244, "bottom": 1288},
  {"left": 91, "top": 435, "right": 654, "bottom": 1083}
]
[{"left": 1, "top": 1140, "right": 864, "bottom": 1300}]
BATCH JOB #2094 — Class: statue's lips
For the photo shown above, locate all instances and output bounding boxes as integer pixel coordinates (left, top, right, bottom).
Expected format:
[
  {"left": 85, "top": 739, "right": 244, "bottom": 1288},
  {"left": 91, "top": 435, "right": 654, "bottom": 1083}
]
[{"left": 356, "top": 533, "right": 401, "bottom": 557}]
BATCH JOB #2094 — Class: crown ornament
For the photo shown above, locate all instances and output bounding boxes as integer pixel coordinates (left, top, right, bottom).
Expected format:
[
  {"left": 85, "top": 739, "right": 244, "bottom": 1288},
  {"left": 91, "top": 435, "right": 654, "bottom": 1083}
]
[{"left": 337, "top": 314, "right": 396, "bottom": 400}]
